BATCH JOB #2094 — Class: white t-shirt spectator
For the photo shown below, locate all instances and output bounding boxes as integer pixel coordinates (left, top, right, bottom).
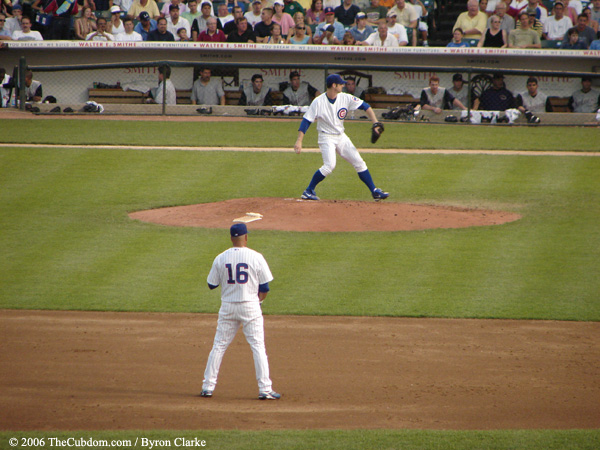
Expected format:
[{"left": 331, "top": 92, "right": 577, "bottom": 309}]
[
  {"left": 365, "top": 31, "right": 399, "bottom": 46},
  {"left": 115, "top": 30, "right": 143, "bottom": 40},
  {"left": 543, "top": 15, "right": 572, "bottom": 40},
  {"left": 167, "top": 16, "right": 191, "bottom": 40},
  {"left": 12, "top": 29, "right": 43, "bottom": 40}
]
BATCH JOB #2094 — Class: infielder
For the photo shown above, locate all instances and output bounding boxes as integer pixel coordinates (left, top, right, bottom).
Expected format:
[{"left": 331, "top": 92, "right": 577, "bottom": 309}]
[
  {"left": 201, "top": 223, "right": 280, "bottom": 400},
  {"left": 294, "top": 73, "right": 389, "bottom": 202}
]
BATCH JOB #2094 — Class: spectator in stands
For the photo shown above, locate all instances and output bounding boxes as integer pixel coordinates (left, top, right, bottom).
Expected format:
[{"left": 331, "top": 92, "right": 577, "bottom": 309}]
[
  {"left": 44, "top": 0, "right": 79, "bottom": 40},
  {"left": 506, "top": 0, "right": 527, "bottom": 18},
  {"left": 244, "top": 0, "right": 262, "bottom": 27},
  {"left": 409, "top": 0, "right": 428, "bottom": 45},
  {"left": 343, "top": 76, "right": 365, "bottom": 99},
  {"left": 149, "top": 64, "right": 176, "bottom": 105},
  {"left": 24, "top": 70, "right": 42, "bottom": 102},
  {"left": 561, "top": 27, "right": 587, "bottom": 47},
  {"left": 273, "top": 0, "right": 295, "bottom": 36},
  {"left": 167, "top": 4, "right": 190, "bottom": 40},
  {"left": 526, "top": 11, "right": 544, "bottom": 38},
  {"left": 255, "top": 6, "right": 275, "bottom": 42},
  {"left": 447, "top": 27, "right": 471, "bottom": 46},
  {"left": 177, "top": 27, "right": 191, "bottom": 40},
  {"left": 283, "top": 71, "right": 320, "bottom": 105},
  {"left": 161, "top": 0, "right": 188, "bottom": 17},
  {"left": 239, "top": 73, "right": 272, "bottom": 106},
  {"left": 108, "top": 6, "right": 125, "bottom": 38},
  {"left": 286, "top": 22, "right": 312, "bottom": 42},
  {"left": 183, "top": 0, "right": 202, "bottom": 27},
  {"left": 562, "top": 14, "right": 596, "bottom": 48},
  {"left": 478, "top": 14, "right": 508, "bottom": 46},
  {"left": 561, "top": 0, "right": 579, "bottom": 24},
  {"left": 227, "top": 16, "right": 256, "bottom": 41},
  {"left": 291, "top": 11, "right": 312, "bottom": 37},
  {"left": 488, "top": 1, "right": 514, "bottom": 33},
  {"left": 449, "top": 73, "right": 469, "bottom": 109},
  {"left": 135, "top": 11, "right": 157, "bottom": 40},
  {"left": 88, "top": 0, "right": 112, "bottom": 16},
  {"left": 589, "top": 37, "right": 600, "bottom": 49},
  {"left": 216, "top": 4, "right": 232, "bottom": 28},
  {"left": 341, "top": 30, "right": 355, "bottom": 43},
  {"left": 518, "top": 0, "right": 547, "bottom": 23},
  {"left": 191, "top": 1, "right": 215, "bottom": 38},
  {"left": 591, "top": 0, "right": 600, "bottom": 23},
  {"left": 386, "top": 10, "right": 409, "bottom": 45},
  {"left": 583, "top": 7, "right": 599, "bottom": 33},
  {"left": 0, "top": 13, "right": 11, "bottom": 40},
  {"left": 453, "top": 0, "right": 487, "bottom": 40},
  {"left": 198, "top": 16, "right": 226, "bottom": 40},
  {"left": 313, "top": 6, "right": 345, "bottom": 42},
  {"left": 86, "top": 17, "right": 114, "bottom": 40},
  {"left": 543, "top": 1, "right": 572, "bottom": 40},
  {"left": 363, "top": 0, "right": 387, "bottom": 26},
  {"left": 389, "top": 0, "right": 418, "bottom": 44},
  {"left": 349, "top": 11, "right": 373, "bottom": 43},
  {"left": 147, "top": 16, "right": 175, "bottom": 40},
  {"left": 3, "top": 4, "right": 22, "bottom": 37},
  {"left": 223, "top": 6, "right": 244, "bottom": 35},
  {"left": 268, "top": 22, "right": 287, "bottom": 42},
  {"left": 419, "top": 75, "right": 467, "bottom": 114},
  {"left": 12, "top": 15, "right": 43, "bottom": 40},
  {"left": 74, "top": 6, "right": 97, "bottom": 40},
  {"left": 116, "top": 16, "right": 143, "bottom": 40},
  {"left": 568, "top": 77, "right": 600, "bottom": 112},
  {"left": 191, "top": 67, "right": 225, "bottom": 105},
  {"left": 515, "top": 77, "right": 552, "bottom": 117},
  {"left": 283, "top": 0, "right": 305, "bottom": 17},
  {"left": 128, "top": 0, "right": 160, "bottom": 20},
  {"left": 306, "top": 0, "right": 325, "bottom": 25},
  {"left": 473, "top": 73, "right": 515, "bottom": 111},
  {"left": 479, "top": 0, "right": 489, "bottom": 15},
  {"left": 362, "top": 21, "right": 399, "bottom": 46},
  {"left": 334, "top": 0, "right": 361, "bottom": 27},
  {"left": 508, "top": 11, "right": 541, "bottom": 47}
]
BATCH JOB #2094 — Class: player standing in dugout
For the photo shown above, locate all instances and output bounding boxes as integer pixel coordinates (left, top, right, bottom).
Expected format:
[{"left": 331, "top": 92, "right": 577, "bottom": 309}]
[{"left": 294, "top": 73, "right": 389, "bottom": 202}]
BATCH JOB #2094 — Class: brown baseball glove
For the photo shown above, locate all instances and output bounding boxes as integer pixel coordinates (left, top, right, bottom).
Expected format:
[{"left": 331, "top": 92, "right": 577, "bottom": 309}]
[{"left": 371, "top": 122, "right": 384, "bottom": 144}]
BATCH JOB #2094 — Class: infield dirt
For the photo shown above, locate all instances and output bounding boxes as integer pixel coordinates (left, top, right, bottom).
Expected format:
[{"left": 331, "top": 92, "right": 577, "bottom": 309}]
[{"left": 1, "top": 310, "right": 599, "bottom": 431}]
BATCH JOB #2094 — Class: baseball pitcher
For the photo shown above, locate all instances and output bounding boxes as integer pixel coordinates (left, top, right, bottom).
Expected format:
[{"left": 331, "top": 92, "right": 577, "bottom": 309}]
[{"left": 294, "top": 73, "right": 389, "bottom": 202}]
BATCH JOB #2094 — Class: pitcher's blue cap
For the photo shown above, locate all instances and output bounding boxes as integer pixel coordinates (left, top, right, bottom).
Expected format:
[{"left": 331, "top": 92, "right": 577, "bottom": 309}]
[
  {"left": 326, "top": 74, "right": 346, "bottom": 87},
  {"left": 230, "top": 223, "right": 248, "bottom": 237}
]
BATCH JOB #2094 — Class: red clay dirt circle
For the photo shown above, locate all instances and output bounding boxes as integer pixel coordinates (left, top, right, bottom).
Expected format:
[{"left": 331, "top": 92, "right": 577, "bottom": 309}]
[{"left": 128, "top": 197, "right": 521, "bottom": 232}]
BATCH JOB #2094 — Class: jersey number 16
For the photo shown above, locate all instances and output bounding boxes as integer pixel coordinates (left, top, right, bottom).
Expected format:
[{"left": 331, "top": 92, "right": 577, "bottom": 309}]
[{"left": 226, "top": 263, "right": 249, "bottom": 284}]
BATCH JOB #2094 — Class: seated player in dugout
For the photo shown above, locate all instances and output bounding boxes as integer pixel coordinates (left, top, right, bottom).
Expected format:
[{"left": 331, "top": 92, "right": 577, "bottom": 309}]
[{"left": 282, "top": 71, "right": 321, "bottom": 106}]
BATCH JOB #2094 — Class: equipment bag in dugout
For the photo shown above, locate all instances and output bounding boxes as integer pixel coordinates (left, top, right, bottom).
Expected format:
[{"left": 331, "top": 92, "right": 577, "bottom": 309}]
[{"left": 371, "top": 122, "right": 384, "bottom": 143}]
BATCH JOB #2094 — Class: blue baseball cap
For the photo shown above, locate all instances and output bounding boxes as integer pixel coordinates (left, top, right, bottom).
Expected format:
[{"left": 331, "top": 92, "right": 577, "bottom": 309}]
[
  {"left": 230, "top": 223, "right": 248, "bottom": 237},
  {"left": 326, "top": 74, "right": 346, "bottom": 87}
]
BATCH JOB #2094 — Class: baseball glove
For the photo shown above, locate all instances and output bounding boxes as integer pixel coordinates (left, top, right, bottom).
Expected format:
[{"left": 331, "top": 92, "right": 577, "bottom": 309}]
[{"left": 371, "top": 122, "right": 384, "bottom": 144}]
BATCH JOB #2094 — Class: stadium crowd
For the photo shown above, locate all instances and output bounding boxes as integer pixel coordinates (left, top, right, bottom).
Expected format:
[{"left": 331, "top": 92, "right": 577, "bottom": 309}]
[{"left": 2, "top": 0, "right": 598, "bottom": 47}]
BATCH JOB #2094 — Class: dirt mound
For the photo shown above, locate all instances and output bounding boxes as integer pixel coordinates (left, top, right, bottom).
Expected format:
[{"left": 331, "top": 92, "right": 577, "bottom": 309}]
[{"left": 129, "top": 198, "right": 521, "bottom": 232}]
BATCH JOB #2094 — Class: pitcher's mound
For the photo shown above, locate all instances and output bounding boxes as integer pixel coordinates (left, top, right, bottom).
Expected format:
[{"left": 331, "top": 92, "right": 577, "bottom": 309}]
[{"left": 129, "top": 197, "right": 520, "bottom": 232}]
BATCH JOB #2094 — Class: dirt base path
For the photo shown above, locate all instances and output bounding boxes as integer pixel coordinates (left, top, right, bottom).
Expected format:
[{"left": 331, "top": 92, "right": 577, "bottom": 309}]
[{"left": 1, "top": 310, "right": 598, "bottom": 431}]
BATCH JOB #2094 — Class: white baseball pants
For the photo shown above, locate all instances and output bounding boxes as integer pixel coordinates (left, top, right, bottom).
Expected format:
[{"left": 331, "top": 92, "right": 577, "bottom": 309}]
[
  {"left": 202, "top": 301, "right": 272, "bottom": 393},
  {"left": 318, "top": 133, "right": 368, "bottom": 177}
]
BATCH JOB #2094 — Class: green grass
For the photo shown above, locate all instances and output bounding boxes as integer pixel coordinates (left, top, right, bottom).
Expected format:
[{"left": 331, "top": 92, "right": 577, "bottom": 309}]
[
  {"left": 1, "top": 430, "right": 599, "bottom": 450},
  {"left": 1, "top": 118, "right": 599, "bottom": 151},
  {"left": 1, "top": 120, "right": 598, "bottom": 448},
  {"left": 0, "top": 147, "right": 598, "bottom": 320}
]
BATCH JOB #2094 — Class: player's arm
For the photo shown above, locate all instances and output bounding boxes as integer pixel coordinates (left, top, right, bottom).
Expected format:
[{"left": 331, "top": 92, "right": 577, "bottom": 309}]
[
  {"left": 358, "top": 100, "right": 378, "bottom": 124},
  {"left": 258, "top": 282, "right": 269, "bottom": 302},
  {"left": 294, "top": 118, "right": 312, "bottom": 154}
]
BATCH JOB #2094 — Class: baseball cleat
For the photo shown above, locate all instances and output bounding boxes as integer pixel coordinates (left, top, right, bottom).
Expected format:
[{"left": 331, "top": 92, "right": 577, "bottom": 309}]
[
  {"left": 301, "top": 189, "right": 320, "bottom": 201},
  {"left": 200, "top": 390, "right": 213, "bottom": 398},
  {"left": 372, "top": 188, "right": 389, "bottom": 201},
  {"left": 258, "top": 391, "right": 281, "bottom": 400}
]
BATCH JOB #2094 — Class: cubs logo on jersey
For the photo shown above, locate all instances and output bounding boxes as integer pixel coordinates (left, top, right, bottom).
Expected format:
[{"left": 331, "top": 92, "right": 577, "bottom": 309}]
[{"left": 337, "top": 108, "right": 348, "bottom": 120}]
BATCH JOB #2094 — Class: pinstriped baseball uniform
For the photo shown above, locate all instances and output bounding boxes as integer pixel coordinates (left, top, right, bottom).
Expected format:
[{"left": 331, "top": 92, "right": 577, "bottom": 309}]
[
  {"left": 303, "top": 92, "right": 368, "bottom": 176},
  {"left": 203, "top": 246, "right": 274, "bottom": 393}
]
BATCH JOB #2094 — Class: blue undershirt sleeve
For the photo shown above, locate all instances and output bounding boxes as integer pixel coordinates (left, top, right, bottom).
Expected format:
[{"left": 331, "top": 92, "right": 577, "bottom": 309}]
[
  {"left": 358, "top": 101, "right": 370, "bottom": 111},
  {"left": 299, "top": 118, "right": 312, "bottom": 133},
  {"left": 258, "top": 282, "right": 270, "bottom": 293},
  {"left": 208, "top": 283, "right": 219, "bottom": 290}
]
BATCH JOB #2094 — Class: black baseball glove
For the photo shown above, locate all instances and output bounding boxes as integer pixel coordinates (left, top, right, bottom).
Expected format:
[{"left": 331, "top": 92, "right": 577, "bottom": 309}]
[{"left": 371, "top": 122, "right": 384, "bottom": 144}]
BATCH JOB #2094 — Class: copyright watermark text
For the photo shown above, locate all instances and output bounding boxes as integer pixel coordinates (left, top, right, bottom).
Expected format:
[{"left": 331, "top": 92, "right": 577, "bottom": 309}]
[{"left": 7, "top": 437, "right": 207, "bottom": 448}]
